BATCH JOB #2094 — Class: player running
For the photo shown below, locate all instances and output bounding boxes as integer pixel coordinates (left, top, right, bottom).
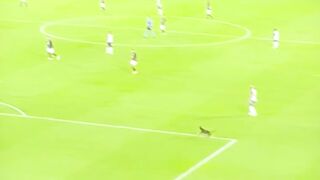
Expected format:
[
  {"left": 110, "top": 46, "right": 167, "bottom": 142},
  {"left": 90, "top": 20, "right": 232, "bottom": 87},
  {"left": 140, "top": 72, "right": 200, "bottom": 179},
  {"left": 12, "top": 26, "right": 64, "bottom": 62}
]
[
  {"left": 46, "top": 39, "right": 60, "bottom": 60},
  {"left": 106, "top": 32, "right": 114, "bottom": 55},
  {"left": 273, "top": 28, "right": 280, "bottom": 49},
  {"left": 248, "top": 85, "right": 258, "bottom": 117},
  {"left": 130, "top": 49, "right": 138, "bottom": 74},
  {"left": 156, "top": 0, "right": 164, "bottom": 16},
  {"left": 144, "top": 17, "right": 156, "bottom": 38},
  {"left": 20, "top": 0, "right": 28, "bottom": 7},
  {"left": 160, "top": 17, "right": 166, "bottom": 33},
  {"left": 206, "top": 1, "right": 213, "bottom": 18},
  {"left": 100, "top": 0, "right": 106, "bottom": 11}
]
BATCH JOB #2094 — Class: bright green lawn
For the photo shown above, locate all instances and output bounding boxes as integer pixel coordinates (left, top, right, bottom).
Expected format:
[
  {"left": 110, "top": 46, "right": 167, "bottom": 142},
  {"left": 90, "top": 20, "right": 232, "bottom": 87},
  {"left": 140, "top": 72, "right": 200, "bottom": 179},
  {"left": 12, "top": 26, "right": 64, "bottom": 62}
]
[{"left": 0, "top": 0, "right": 320, "bottom": 179}]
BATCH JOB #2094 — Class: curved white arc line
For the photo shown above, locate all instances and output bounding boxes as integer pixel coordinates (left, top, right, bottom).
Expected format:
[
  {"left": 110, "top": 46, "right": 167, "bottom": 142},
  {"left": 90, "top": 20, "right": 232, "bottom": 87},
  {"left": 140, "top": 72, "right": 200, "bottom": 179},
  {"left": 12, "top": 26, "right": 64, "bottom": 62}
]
[
  {"left": 2, "top": 17, "right": 319, "bottom": 45},
  {"left": 39, "top": 16, "right": 251, "bottom": 48},
  {"left": 250, "top": 36, "right": 320, "bottom": 45},
  {"left": 41, "top": 23, "right": 248, "bottom": 48},
  {"left": 40, "top": 22, "right": 104, "bottom": 45},
  {"left": 0, "top": 102, "right": 27, "bottom": 116},
  {"left": 42, "top": 22, "right": 240, "bottom": 38}
]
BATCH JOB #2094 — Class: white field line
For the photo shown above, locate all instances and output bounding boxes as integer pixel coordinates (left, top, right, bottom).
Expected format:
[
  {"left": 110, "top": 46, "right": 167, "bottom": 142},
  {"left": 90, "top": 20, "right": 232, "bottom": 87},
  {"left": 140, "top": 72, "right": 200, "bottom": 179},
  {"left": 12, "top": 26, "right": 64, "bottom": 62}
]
[
  {"left": 40, "top": 22, "right": 238, "bottom": 39},
  {"left": 39, "top": 16, "right": 252, "bottom": 48},
  {"left": 40, "top": 23, "right": 250, "bottom": 48},
  {"left": 0, "top": 112, "right": 235, "bottom": 142},
  {"left": 0, "top": 102, "right": 27, "bottom": 116},
  {"left": 0, "top": 112, "right": 237, "bottom": 179},
  {"left": 175, "top": 139, "right": 237, "bottom": 180},
  {"left": 251, "top": 36, "right": 320, "bottom": 45},
  {"left": 1, "top": 17, "right": 320, "bottom": 46}
]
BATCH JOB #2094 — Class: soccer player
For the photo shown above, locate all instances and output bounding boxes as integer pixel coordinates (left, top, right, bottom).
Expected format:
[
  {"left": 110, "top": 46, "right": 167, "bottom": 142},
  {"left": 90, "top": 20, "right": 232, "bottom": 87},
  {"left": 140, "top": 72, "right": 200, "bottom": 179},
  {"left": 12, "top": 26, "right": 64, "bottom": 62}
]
[
  {"left": 144, "top": 17, "right": 156, "bottom": 38},
  {"left": 20, "top": 0, "right": 28, "bottom": 7},
  {"left": 130, "top": 49, "right": 138, "bottom": 74},
  {"left": 248, "top": 85, "right": 258, "bottom": 117},
  {"left": 273, "top": 28, "right": 280, "bottom": 49},
  {"left": 46, "top": 39, "right": 60, "bottom": 60},
  {"left": 156, "top": 0, "right": 164, "bottom": 16},
  {"left": 206, "top": 1, "right": 213, "bottom": 18},
  {"left": 156, "top": 0, "right": 162, "bottom": 7},
  {"left": 160, "top": 17, "right": 166, "bottom": 33},
  {"left": 106, "top": 32, "right": 113, "bottom": 55},
  {"left": 100, "top": 0, "right": 106, "bottom": 11}
]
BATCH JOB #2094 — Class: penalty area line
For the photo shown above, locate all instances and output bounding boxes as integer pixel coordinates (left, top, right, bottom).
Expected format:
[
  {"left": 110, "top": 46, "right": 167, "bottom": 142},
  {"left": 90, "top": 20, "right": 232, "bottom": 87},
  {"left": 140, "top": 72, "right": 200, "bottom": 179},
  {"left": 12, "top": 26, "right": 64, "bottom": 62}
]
[
  {"left": 0, "top": 102, "right": 27, "bottom": 116},
  {"left": 0, "top": 112, "right": 237, "bottom": 179},
  {"left": 0, "top": 112, "right": 235, "bottom": 142},
  {"left": 175, "top": 139, "right": 237, "bottom": 180}
]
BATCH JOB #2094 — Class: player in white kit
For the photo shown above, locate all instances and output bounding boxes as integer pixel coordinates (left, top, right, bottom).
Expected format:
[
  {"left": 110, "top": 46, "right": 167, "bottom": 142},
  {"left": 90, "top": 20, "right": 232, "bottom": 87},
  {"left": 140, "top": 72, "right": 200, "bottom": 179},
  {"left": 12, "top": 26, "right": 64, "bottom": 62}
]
[
  {"left": 273, "top": 29, "right": 280, "bottom": 49},
  {"left": 248, "top": 85, "right": 258, "bottom": 117},
  {"left": 100, "top": 0, "right": 106, "bottom": 11},
  {"left": 130, "top": 49, "right": 138, "bottom": 74},
  {"left": 206, "top": 1, "right": 213, "bottom": 18},
  {"left": 20, "top": 0, "right": 28, "bottom": 7},
  {"left": 160, "top": 17, "right": 166, "bottom": 33},
  {"left": 106, "top": 32, "right": 114, "bottom": 55},
  {"left": 46, "top": 39, "right": 60, "bottom": 60},
  {"left": 156, "top": 0, "right": 163, "bottom": 16}
]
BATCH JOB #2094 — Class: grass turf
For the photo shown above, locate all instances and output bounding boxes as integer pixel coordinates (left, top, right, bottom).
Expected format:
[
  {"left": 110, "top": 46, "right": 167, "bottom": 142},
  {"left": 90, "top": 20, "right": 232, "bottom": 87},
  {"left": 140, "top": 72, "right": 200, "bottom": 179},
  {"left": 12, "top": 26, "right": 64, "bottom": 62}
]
[{"left": 0, "top": 0, "right": 320, "bottom": 179}]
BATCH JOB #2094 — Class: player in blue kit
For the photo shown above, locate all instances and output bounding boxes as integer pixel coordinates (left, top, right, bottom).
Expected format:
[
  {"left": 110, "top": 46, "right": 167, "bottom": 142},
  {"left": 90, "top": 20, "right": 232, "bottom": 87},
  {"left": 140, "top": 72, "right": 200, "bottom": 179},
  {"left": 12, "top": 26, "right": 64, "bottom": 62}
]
[{"left": 144, "top": 17, "right": 156, "bottom": 38}]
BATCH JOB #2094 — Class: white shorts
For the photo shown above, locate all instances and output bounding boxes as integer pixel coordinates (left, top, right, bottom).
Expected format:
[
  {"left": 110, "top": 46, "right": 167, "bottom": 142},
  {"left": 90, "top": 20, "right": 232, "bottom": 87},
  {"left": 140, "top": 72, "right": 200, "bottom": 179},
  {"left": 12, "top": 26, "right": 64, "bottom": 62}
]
[
  {"left": 250, "top": 96, "right": 257, "bottom": 103},
  {"left": 160, "top": 25, "right": 166, "bottom": 31},
  {"left": 207, "top": 9, "right": 212, "bottom": 15},
  {"left": 130, "top": 60, "right": 138, "bottom": 66},
  {"left": 100, "top": 3, "right": 106, "bottom": 9},
  {"left": 47, "top": 47, "right": 55, "bottom": 54}
]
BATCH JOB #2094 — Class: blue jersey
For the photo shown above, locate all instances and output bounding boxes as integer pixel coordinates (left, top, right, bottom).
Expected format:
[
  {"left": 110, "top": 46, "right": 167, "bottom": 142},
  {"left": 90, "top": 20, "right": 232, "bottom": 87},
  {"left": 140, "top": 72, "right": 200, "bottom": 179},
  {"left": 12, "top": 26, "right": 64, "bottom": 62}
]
[{"left": 147, "top": 18, "right": 153, "bottom": 28}]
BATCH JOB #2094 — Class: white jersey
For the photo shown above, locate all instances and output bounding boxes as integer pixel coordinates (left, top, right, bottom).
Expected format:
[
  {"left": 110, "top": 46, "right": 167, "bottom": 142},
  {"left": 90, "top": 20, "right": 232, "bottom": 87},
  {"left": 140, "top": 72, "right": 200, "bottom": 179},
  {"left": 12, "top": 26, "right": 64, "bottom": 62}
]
[
  {"left": 47, "top": 47, "right": 55, "bottom": 54},
  {"left": 250, "top": 87, "right": 257, "bottom": 102},
  {"left": 207, "top": 7, "right": 212, "bottom": 15},
  {"left": 130, "top": 60, "right": 138, "bottom": 66},
  {"left": 156, "top": 0, "right": 162, "bottom": 6},
  {"left": 273, "top": 30, "right": 280, "bottom": 41},
  {"left": 160, "top": 24, "right": 166, "bottom": 31},
  {"left": 100, "top": 1, "right": 106, "bottom": 9},
  {"left": 107, "top": 34, "right": 113, "bottom": 43}
]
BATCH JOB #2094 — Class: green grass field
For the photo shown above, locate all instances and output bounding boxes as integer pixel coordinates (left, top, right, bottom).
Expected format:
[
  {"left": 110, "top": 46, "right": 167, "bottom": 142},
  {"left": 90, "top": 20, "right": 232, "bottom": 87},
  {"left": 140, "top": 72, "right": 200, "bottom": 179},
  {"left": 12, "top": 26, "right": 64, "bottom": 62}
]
[{"left": 1, "top": 0, "right": 320, "bottom": 179}]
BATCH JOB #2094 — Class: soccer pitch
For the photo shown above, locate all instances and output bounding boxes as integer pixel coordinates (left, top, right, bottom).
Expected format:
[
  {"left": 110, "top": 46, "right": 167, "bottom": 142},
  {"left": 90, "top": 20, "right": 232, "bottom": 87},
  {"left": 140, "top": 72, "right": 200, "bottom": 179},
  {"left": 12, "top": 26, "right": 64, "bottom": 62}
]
[{"left": 0, "top": 0, "right": 320, "bottom": 179}]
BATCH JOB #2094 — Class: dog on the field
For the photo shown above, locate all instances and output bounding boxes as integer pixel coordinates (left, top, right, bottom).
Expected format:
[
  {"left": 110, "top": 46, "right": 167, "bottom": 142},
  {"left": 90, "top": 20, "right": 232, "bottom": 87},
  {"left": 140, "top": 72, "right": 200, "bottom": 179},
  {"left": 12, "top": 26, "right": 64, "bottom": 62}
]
[{"left": 199, "top": 126, "right": 212, "bottom": 136}]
